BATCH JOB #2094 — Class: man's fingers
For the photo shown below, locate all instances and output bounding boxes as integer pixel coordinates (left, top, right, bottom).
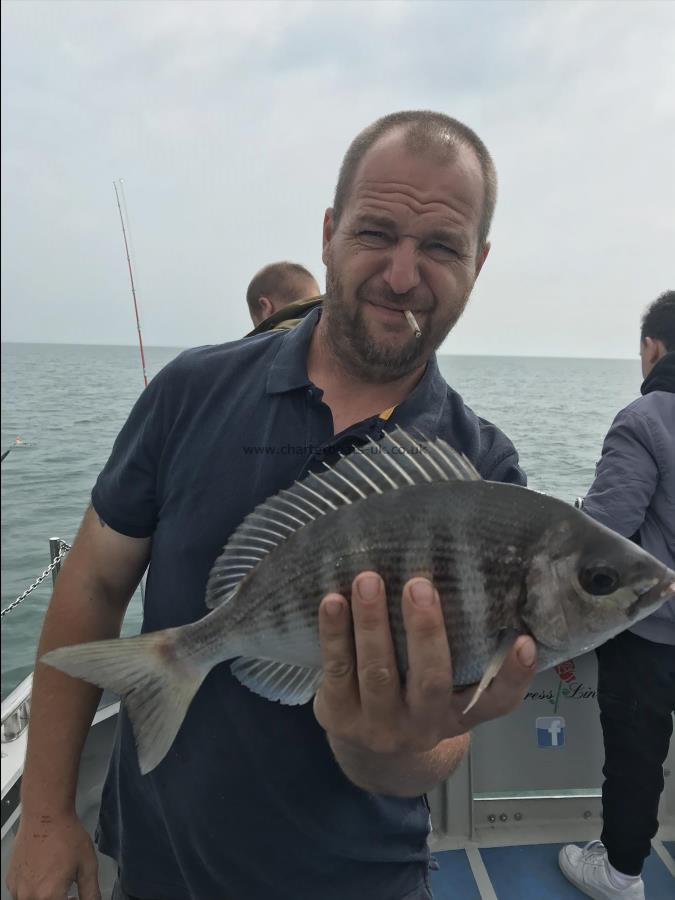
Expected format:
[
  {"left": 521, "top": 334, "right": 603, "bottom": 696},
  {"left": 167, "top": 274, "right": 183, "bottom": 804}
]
[
  {"left": 495, "top": 635, "right": 537, "bottom": 699},
  {"left": 314, "top": 593, "right": 358, "bottom": 722},
  {"left": 402, "top": 578, "right": 453, "bottom": 731},
  {"left": 350, "top": 573, "right": 401, "bottom": 728},
  {"left": 455, "top": 634, "right": 536, "bottom": 728},
  {"left": 77, "top": 862, "right": 102, "bottom": 900}
]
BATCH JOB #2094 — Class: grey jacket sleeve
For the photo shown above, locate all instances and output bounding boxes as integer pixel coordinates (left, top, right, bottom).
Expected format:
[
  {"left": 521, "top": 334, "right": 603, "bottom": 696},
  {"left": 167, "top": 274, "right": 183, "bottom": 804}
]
[{"left": 582, "top": 405, "right": 659, "bottom": 539}]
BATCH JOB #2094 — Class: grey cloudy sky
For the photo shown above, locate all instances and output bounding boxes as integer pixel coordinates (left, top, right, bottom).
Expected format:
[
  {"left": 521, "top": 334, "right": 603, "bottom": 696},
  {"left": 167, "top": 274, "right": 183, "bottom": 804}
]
[{"left": 2, "top": 0, "right": 674, "bottom": 358}]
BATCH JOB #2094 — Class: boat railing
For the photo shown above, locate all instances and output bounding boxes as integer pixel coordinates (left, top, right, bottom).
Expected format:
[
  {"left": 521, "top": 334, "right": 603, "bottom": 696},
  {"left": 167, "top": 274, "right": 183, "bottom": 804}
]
[
  {"left": 0, "top": 676, "right": 33, "bottom": 745},
  {"left": 0, "top": 538, "right": 69, "bottom": 621},
  {"left": 1, "top": 538, "right": 70, "bottom": 744}
]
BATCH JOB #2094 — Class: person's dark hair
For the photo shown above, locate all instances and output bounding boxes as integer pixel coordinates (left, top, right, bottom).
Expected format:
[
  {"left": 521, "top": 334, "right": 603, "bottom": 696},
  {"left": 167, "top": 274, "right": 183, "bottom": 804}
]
[
  {"left": 246, "top": 262, "right": 318, "bottom": 320},
  {"left": 332, "top": 110, "right": 497, "bottom": 249},
  {"left": 641, "top": 290, "right": 675, "bottom": 350}
]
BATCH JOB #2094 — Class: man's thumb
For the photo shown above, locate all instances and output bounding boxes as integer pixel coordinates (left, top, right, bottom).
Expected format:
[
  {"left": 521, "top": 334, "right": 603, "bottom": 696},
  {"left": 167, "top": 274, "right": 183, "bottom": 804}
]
[{"left": 77, "top": 861, "right": 101, "bottom": 900}]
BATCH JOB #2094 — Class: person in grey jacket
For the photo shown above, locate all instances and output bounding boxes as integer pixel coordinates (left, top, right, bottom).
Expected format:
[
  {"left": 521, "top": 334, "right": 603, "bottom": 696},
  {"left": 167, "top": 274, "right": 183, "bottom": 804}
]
[{"left": 560, "top": 290, "right": 675, "bottom": 900}]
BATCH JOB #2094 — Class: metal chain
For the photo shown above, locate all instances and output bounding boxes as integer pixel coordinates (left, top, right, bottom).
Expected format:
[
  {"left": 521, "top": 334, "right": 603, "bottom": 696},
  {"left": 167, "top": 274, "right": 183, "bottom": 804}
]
[{"left": 1, "top": 542, "right": 71, "bottom": 619}]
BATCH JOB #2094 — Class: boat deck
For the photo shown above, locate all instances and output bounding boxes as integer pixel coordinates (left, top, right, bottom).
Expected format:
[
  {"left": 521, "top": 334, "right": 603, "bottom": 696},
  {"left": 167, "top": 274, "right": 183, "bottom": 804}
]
[
  {"left": 428, "top": 841, "right": 675, "bottom": 899},
  {"left": 3, "top": 650, "right": 675, "bottom": 899},
  {"left": 2, "top": 696, "right": 675, "bottom": 898}
]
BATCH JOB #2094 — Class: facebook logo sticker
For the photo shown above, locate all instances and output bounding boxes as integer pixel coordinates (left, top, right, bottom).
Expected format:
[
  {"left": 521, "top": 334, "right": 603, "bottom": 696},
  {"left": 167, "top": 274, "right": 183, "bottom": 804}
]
[{"left": 536, "top": 716, "right": 566, "bottom": 748}]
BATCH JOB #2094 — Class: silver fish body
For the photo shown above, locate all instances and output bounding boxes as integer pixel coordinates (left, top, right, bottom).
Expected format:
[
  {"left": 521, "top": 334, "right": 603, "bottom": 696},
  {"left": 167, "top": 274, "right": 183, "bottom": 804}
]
[
  {"left": 203, "top": 478, "right": 671, "bottom": 682},
  {"left": 43, "top": 429, "right": 675, "bottom": 773}
]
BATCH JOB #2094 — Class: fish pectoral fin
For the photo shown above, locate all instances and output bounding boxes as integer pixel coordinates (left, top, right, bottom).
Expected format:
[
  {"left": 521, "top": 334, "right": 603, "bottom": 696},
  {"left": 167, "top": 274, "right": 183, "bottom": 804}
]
[
  {"left": 42, "top": 633, "right": 206, "bottom": 775},
  {"left": 231, "top": 657, "right": 322, "bottom": 705},
  {"left": 461, "top": 629, "right": 520, "bottom": 715}
]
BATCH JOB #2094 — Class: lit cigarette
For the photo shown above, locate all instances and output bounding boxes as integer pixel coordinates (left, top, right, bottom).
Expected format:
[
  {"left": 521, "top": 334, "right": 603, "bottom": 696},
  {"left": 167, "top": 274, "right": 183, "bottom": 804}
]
[{"left": 404, "top": 309, "right": 422, "bottom": 339}]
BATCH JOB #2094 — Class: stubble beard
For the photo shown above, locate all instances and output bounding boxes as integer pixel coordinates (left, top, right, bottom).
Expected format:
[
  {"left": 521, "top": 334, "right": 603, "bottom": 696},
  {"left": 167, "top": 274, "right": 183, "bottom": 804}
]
[{"left": 322, "top": 267, "right": 467, "bottom": 384}]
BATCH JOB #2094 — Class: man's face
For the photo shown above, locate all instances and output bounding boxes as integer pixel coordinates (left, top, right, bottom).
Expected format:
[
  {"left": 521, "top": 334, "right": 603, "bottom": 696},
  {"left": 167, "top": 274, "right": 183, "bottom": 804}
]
[
  {"left": 640, "top": 339, "right": 650, "bottom": 378},
  {"left": 639, "top": 336, "right": 666, "bottom": 378},
  {"left": 321, "top": 132, "right": 489, "bottom": 381}
]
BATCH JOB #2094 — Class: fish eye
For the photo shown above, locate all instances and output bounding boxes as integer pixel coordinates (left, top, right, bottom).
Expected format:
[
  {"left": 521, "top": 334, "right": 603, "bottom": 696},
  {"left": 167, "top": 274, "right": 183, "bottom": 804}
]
[{"left": 579, "top": 565, "right": 620, "bottom": 596}]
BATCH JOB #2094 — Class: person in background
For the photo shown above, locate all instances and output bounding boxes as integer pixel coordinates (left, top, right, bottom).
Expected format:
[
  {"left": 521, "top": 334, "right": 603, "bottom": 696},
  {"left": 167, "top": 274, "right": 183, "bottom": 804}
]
[
  {"left": 7, "top": 110, "right": 537, "bottom": 900},
  {"left": 559, "top": 290, "right": 675, "bottom": 900},
  {"left": 246, "top": 260, "right": 320, "bottom": 327}
]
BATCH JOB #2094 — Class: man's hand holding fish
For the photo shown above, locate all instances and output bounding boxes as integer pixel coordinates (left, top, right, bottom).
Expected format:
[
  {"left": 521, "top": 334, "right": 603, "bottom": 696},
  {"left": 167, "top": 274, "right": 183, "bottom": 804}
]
[{"left": 314, "top": 572, "right": 537, "bottom": 797}]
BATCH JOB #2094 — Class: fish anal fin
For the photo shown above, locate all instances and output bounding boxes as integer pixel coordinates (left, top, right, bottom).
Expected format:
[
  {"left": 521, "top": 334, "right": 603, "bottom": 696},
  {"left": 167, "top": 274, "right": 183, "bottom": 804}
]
[
  {"left": 231, "top": 657, "right": 322, "bottom": 705},
  {"left": 461, "top": 629, "right": 519, "bottom": 715}
]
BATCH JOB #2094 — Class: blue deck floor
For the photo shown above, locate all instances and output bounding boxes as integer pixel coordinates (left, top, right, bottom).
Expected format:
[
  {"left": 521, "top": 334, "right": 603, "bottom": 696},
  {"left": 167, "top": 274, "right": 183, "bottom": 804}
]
[{"left": 429, "top": 841, "right": 675, "bottom": 899}]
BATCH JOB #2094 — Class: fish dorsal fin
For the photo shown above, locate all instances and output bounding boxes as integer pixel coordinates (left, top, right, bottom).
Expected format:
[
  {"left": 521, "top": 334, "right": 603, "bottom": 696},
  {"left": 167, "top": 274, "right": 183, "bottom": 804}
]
[
  {"left": 205, "top": 427, "right": 480, "bottom": 609},
  {"left": 317, "top": 427, "right": 482, "bottom": 499}
]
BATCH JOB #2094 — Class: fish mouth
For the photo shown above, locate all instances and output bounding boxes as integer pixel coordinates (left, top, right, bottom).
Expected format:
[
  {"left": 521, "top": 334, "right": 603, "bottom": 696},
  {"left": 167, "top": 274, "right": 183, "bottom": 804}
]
[{"left": 635, "top": 578, "right": 675, "bottom": 609}]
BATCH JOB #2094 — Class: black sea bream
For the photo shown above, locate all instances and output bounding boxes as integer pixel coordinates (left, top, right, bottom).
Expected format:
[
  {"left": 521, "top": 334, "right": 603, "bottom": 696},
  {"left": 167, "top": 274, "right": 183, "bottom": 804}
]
[{"left": 43, "top": 429, "right": 675, "bottom": 773}]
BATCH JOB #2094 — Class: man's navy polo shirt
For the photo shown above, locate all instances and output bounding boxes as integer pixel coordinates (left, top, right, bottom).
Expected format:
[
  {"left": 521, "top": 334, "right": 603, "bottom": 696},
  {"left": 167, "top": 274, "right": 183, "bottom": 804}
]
[{"left": 92, "top": 308, "right": 525, "bottom": 900}]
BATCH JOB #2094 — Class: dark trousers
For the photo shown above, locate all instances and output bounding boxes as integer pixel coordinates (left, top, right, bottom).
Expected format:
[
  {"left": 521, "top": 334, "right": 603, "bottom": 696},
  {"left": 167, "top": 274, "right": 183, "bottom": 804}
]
[{"left": 596, "top": 630, "right": 675, "bottom": 876}]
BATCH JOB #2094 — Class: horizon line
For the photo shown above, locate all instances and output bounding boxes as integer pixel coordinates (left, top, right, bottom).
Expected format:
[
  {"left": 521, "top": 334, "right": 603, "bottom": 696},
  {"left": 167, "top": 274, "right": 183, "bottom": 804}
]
[{"left": 0, "top": 339, "right": 638, "bottom": 363}]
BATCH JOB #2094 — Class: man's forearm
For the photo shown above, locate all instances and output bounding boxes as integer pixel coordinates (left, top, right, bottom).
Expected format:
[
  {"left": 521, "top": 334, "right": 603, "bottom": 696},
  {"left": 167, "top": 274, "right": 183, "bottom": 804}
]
[
  {"left": 328, "top": 732, "right": 470, "bottom": 797},
  {"left": 20, "top": 565, "right": 129, "bottom": 817}
]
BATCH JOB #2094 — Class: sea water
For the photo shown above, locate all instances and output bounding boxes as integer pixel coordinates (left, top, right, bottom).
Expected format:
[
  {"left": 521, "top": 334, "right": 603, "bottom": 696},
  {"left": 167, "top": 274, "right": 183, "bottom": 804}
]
[{"left": 1, "top": 342, "right": 639, "bottom": 698}]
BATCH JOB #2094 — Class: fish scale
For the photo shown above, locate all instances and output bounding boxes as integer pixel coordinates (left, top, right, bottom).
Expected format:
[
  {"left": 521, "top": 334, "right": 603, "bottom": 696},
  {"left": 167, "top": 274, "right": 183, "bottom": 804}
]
[
  {"left": 203, "top": 481, "right": 652, "bottom": 687},
  {"left": 42, "top": 428, "right": 675, "bottom": 774},
  {"left": 216, "top": 482, "right": 527, "bottom": 685}
]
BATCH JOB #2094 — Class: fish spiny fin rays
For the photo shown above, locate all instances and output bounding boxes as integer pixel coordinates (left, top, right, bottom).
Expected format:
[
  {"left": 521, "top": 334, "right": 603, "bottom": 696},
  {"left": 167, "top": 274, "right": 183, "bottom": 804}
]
[
  {"left": 206, "top": 428, "right": 481, "bottom": 609},
  {"left": 231, "top": 657, "right": 323, "bottom": 705},
  {"left": 205, "top": 505, "right": 302, "bottom": 609},
  {"left": 461, "top": 628, "right": 519, "bottom": 714},
  {"left": 408, "top": 427, "right": 482, "bottom": 482},
  {"left": 291, "top": 426, "right": 482, "bottom": 514},
  {"left": 42, "top": 632, "right": 206, "bottom": 774}
]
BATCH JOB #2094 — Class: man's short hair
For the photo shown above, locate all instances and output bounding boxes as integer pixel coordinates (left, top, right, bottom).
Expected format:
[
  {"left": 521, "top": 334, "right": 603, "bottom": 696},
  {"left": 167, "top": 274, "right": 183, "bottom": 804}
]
[
  {"left": 641, "top": 290, "right": 675, "bottom": 350},
  {"left": 246, "top": 262, "right": 318, "bottom": 321},
  {"left": 331, "top": 110, "right": 497, "bottom": 250}
]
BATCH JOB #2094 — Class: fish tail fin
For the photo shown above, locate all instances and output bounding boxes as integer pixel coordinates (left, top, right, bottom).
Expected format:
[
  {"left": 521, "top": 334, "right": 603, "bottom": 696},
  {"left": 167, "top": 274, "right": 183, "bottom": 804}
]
[{"left": 42, "top": 630, "right": 206, "bottom": 774}]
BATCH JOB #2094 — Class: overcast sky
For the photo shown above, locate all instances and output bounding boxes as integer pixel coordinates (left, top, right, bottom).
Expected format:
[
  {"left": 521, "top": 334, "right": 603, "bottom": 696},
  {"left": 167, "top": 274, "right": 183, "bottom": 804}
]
[{"left": 2, "top": 0, "right": 674, "bottom": 358}]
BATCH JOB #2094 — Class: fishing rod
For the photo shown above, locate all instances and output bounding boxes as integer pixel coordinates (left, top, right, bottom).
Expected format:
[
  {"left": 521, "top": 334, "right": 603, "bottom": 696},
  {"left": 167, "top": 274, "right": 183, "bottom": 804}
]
[{"left": 114, "top": 179, "right": 148, "bottom": 388}]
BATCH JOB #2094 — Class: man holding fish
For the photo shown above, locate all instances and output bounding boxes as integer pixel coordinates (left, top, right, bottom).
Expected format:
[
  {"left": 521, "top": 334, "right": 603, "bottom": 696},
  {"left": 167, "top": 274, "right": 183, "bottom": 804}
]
[{"left": 8, "top": 112, "right": 674, "bottom": 900}]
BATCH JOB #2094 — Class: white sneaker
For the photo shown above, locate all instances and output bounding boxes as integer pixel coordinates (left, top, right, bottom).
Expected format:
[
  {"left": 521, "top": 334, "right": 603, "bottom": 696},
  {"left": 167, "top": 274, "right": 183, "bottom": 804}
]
[{"left": 558, "top": 841, "right": 645, "bottom": 899}]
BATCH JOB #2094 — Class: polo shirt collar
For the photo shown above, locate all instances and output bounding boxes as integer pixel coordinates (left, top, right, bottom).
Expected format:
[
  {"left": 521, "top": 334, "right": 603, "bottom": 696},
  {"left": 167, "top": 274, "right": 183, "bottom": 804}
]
[
  {"left": 265, "top": 305, "right": 449, "bottom": 436},
  {"left": 391, "top": 353, "right": 447, "bottom": 437},
  {"left": 265, "top": 307, "right": 320, "bottom": 395}
]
